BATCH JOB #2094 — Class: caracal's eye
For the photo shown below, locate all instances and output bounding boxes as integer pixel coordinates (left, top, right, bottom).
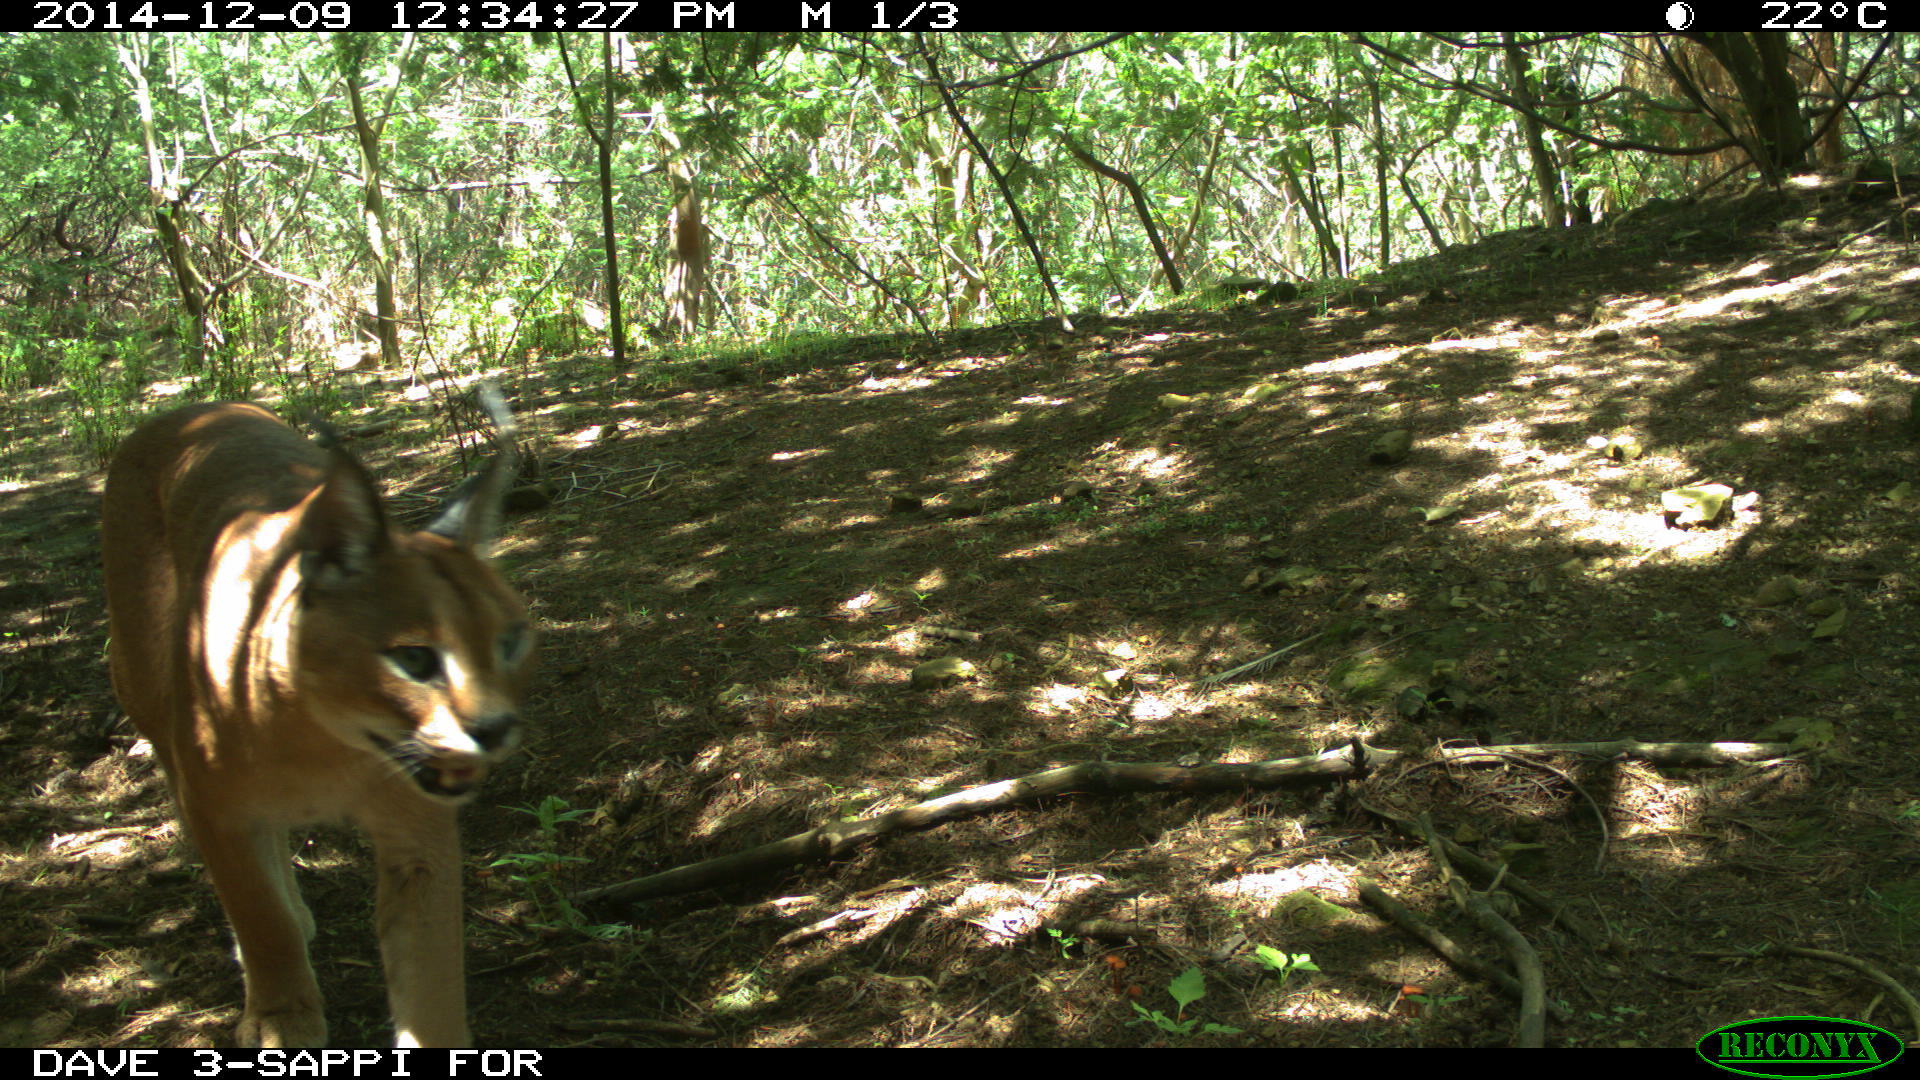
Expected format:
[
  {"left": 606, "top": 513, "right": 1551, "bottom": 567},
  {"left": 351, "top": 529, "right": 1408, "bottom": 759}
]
[
  {"left": 385, "top": 645, "right": 444, "bottom": 682},
  {"left": 498, "top": 622, "right": 530, "bottom": 665}
]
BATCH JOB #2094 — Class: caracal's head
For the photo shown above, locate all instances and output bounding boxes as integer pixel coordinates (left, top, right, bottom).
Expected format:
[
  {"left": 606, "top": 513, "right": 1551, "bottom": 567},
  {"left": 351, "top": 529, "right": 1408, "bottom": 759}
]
[{"left": 290, "top": 440, "right": 535, "bottom": 801}]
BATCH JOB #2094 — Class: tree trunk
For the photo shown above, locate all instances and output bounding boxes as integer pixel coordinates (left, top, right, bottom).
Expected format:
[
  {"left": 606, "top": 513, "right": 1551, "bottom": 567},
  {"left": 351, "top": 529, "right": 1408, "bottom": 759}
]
[{"left": 1502, "top": 33, "right": 1567, "bottom": 228}]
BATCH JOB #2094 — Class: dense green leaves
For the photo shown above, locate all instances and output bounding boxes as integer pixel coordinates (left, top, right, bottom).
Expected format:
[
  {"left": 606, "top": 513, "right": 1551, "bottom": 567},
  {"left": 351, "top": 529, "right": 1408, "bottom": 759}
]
[{"left": 0, "top": 31, "right": 1906, "bottom": 394}]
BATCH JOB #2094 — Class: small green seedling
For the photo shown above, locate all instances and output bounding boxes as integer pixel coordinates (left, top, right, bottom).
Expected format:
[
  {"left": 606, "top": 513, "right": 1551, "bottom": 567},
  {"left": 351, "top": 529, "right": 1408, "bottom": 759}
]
[
  {"left": 1252, "top": 946, "right": 1319, "bottom": 983},
  {"left": 1128, "top": 966, "right": 1242, "bottom": 1037},
  {"left": 493, "top": 796, "right": 631, "bottom": 939},
  {"left": 513, "top": 794, "right": 594, "bottom": 836}
]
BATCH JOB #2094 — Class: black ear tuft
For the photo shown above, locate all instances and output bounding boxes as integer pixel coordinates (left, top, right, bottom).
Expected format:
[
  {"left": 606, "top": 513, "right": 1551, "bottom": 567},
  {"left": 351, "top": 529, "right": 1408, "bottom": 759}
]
[{"left": 425, "top": 383, "right": 519, "bottom": 554}]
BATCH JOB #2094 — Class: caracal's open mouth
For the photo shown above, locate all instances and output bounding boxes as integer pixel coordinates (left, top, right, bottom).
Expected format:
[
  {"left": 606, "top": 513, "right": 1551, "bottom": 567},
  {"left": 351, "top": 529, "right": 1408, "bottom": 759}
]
[{"left": 366, "top": 733, "right": 486, "bottom": 798}]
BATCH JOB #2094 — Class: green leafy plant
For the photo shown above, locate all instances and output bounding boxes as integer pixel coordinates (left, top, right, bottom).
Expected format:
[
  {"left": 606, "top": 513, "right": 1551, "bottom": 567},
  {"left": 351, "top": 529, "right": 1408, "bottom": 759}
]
[
  {"left": 515, "top": 793, "right": 594, "bottom": 835},
  {"left": 492, "top": 796, "right": 631, "bottom": 939},
  {"left": 1252, "top": 946, "right": 1320, "bottom": 983},
  {"left": 62, "top": 338, "right": 134, "bottom": 467},
  {"left": 1045, "top": 927, "right": 1080, "bottom": 959},
  {"left": 1128, "top": 966, "right": 1242, "bottom": 1038}
]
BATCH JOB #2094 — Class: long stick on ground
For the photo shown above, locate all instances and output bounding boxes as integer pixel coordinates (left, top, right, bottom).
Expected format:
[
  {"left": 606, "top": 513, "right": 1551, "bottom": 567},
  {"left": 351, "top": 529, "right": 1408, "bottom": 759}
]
[
  {"left": 574, "top": 742, "right": 1378, "bottom": 906},
  {"left": 573, "top": 738, "right": 1794, "bottom": 907}
]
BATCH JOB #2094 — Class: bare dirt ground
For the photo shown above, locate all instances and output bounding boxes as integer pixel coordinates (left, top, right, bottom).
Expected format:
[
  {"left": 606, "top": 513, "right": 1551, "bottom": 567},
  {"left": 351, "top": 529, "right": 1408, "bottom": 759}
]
[{"left": 4, "top": 170, "right": 1919, "bottom": 1049}]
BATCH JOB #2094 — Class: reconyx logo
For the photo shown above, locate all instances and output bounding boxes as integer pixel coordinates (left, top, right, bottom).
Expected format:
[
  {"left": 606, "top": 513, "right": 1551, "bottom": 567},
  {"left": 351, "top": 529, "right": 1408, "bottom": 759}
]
[{"left": 1697, "top": 1016, "right": 1904, "bottom": 1078}]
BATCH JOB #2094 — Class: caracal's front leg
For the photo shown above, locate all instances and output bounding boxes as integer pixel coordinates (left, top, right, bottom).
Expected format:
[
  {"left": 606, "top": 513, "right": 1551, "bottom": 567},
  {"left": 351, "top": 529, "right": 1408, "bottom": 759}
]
[
  {"left": 185, "top": 807, "right": 327, "bottom": 1048},
  {"left": 365, "top": 803, "right": 470, "bottom": 1048}
]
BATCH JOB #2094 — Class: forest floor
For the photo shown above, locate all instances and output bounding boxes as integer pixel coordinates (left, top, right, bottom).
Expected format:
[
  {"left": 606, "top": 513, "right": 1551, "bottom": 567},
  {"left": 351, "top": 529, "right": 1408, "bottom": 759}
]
[{"left": 3, "top": 169, "right": 1919, "bottom": 1050}]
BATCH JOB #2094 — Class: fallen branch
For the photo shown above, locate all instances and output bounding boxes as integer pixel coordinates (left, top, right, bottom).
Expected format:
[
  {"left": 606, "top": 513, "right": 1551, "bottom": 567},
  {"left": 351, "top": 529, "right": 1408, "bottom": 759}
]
[
  {"left": 1772, "top": 946, "right": 1920, "bottom": 1043},
  {"left": 1359, "top": 796, "right": 1613, "bottom": 949},
  {"left": 575, "top": 741, "right": 1379, "bottom": 905},
  {"left": 1419, "top": 812, "right": 1546, "bottom": 1047},
  {"left": 573, "top": 738, "right": 1796, "bottom": 907},
  {"left": 554, "top": 1017, "right": 718, "bottom": 1040},
  {"left": 1415, "top": 739, "right": 1794, "bottom": 768},
  {"left": 1357, "top": 880, "right": 1570, "bottom": 1023}
]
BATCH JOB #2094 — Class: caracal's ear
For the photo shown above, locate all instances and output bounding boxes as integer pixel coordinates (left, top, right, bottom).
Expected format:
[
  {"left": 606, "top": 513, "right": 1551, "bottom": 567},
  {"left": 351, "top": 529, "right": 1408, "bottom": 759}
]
[
  {"left": 425, "top": 382, "right": 518, "bottom": 555},
  {"left": 297, "top": 448, "right": 393, "bottom": 591}
]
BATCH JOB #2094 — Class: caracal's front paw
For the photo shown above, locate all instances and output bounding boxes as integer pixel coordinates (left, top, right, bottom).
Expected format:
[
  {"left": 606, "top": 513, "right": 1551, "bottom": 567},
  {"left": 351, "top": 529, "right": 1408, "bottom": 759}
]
[{"left": 238, "top": 1004, "right": 327, "bottom": 1048}]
